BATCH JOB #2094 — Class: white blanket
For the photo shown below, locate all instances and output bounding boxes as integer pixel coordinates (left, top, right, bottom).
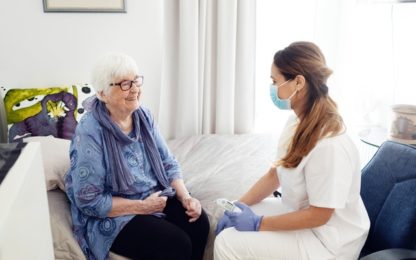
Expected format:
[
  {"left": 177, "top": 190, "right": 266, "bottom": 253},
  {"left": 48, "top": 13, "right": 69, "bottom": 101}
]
[
  {"left": 47, "top": 133, "right": 279, "bottom": 260},
  {"left": 168, "top": 134, "right": 278, "bottom": 260}
]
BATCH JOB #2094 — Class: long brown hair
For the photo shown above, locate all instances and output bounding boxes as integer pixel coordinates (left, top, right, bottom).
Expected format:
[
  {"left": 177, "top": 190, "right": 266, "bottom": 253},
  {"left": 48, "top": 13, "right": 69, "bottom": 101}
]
[{"left": 275, "top": 41, "right": 344, "bottom": 168}]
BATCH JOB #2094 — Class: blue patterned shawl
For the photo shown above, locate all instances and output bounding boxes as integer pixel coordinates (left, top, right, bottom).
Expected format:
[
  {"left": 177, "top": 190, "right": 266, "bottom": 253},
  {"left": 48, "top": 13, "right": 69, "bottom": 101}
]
[{"left": 90, "top": 98, "right": 172, "bottom": 193}]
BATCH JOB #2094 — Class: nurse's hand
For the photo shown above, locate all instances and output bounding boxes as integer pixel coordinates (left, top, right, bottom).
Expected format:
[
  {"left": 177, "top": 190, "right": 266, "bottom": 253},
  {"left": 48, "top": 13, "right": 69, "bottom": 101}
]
[
  {"left": 215, "top": 214, "right": 234, "bottom": 235},
  {"left": 225, "top": 201, "right": 263, "bottom": 232}
]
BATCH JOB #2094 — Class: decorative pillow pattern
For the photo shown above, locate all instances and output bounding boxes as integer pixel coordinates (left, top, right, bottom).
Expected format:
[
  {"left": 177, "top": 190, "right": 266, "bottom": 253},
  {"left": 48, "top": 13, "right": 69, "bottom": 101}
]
[{"left": 0, "top": 84, "right": 94, "bottom": 142}]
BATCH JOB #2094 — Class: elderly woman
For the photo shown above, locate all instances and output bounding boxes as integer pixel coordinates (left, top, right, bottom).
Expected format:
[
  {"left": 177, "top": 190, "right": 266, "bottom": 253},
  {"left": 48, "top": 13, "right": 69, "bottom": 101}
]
[{"left": 65, "top": 53, "right": 209, "bottom": 260}]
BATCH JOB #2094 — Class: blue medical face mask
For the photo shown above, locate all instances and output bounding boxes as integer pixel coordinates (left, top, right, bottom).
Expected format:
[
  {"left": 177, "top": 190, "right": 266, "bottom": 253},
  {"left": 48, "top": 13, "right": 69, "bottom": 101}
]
[{"left": 269, "top": 80, "right": 297, "bottom": 110}]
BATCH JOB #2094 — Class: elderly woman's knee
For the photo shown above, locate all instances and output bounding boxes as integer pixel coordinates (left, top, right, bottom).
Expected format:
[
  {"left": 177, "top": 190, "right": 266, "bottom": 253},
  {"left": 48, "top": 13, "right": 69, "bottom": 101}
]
[{"left": 165, "top": 232, "right": 192, "bottom": 260}]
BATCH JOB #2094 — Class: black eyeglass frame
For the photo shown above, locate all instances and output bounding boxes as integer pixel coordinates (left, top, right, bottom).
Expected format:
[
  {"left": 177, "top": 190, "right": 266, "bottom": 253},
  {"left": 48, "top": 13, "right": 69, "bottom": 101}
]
[{"left": 110, "top": 75, "right": 144, "bottom": 91}]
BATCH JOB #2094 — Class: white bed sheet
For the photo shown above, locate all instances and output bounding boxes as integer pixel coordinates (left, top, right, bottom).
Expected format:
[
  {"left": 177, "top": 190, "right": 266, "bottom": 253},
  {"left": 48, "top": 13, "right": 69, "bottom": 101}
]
[
  {"left": 167, "top": 133, "right": 278, "bottom": 260},
  {"left": 47, "top": 133, "right": 279, "bottom": 260}
]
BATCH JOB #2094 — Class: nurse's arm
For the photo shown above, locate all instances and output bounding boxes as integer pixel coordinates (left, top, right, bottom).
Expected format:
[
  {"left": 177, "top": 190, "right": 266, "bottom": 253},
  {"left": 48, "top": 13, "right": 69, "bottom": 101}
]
[
  {"left": 259, "top": 206, "right": 334, "bottom": 231},
  {"left": 239, "top": 166, "right": 280, "bottom": 206}
]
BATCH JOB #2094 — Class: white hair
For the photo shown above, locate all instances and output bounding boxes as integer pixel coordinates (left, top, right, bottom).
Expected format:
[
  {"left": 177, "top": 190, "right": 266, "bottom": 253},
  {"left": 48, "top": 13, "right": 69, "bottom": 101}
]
[{"left": 91, "top": 52, "right": 139, "bottom": 94}]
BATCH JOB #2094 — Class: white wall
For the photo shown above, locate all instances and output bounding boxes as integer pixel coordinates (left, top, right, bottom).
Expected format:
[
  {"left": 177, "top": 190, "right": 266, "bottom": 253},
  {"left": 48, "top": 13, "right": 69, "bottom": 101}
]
[
  {"left": 0, "top": 0, "right": 163, "bottom": 115},
  {"left": 255, "top": 1, "right": 416, "bottom": 133}
]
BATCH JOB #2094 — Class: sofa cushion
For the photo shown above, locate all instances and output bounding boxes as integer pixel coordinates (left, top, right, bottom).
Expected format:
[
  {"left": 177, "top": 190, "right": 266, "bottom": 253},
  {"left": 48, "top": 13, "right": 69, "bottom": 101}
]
[{"left": 361, "top": 141, "right": 416, "bottom": 255}]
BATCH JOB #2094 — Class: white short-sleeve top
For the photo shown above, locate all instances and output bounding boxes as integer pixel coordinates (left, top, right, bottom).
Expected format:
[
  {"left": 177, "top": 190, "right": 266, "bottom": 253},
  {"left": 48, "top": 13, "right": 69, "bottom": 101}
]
[{"left": 276, "top": 116, "right": 370, "bottom": 259}]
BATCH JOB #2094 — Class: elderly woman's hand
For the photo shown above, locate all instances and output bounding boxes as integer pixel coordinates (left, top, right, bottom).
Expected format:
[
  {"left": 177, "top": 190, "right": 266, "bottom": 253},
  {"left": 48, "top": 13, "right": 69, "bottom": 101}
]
[
  {"left": 181, "top": 196, "right": 202, "bottom": 222},
  {"left": 138, "top": 191, "right": 167, "bottom": 215}
]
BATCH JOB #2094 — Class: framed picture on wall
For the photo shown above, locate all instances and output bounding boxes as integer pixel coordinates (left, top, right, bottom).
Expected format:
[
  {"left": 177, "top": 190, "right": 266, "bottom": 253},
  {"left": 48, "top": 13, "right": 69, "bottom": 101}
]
[{"left": 43, "top": 0, "right": 126, "bottom": 13}]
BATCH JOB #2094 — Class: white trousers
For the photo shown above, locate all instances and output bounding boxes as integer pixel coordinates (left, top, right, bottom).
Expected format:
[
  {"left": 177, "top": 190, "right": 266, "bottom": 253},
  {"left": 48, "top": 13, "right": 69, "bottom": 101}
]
[{"left": 213, "top": 198, "right": 334, "bottom": 260}]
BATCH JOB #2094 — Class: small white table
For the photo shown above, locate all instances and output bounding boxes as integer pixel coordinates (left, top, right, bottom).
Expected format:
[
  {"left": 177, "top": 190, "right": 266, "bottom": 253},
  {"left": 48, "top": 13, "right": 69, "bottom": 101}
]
[
  {"left": 358, "top": 126, "right": 388, "bottom": 148},
  {"left": 0, "top": 142, "right": 54, "bottom": 260}
]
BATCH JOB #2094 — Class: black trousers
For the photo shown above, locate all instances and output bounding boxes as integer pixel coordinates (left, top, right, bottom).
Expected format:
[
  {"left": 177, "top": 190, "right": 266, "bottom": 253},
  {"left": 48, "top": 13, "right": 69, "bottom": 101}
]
[{"left": 110, "top": 197, "right": 210, "bottom": 260}]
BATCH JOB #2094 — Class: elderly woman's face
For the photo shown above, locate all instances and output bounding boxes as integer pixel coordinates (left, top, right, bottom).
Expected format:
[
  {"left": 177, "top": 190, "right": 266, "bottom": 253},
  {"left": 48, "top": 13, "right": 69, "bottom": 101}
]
[{"left": 101, "top": 72, "right": 142, "bottom": 115}]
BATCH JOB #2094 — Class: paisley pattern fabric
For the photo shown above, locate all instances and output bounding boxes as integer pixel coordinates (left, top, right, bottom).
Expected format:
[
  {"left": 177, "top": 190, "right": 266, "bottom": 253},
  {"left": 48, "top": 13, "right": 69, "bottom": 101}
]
[{"left": 64, "top": 108, "right": 181, "bottom": 260}]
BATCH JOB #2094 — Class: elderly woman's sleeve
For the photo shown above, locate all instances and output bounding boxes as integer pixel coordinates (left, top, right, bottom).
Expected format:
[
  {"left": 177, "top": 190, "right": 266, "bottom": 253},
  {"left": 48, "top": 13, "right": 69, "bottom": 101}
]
[
  {"left": 69, "top": 132, "right": 112, "bottom": 218},
  {"left": 144, "top": 108, "right": 182, "bottom": 182}
]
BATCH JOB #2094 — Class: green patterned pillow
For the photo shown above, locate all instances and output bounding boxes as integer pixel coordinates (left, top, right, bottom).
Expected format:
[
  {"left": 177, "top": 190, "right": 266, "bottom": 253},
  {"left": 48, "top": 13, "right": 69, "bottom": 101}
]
[{"left": 0, "top": 84, "right": 94, "bottom": 142}]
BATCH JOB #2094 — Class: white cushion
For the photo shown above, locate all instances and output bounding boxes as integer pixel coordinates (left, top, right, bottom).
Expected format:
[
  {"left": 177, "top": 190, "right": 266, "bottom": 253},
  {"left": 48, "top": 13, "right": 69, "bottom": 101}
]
[{"left": 24, "top": 136, "right": 70, "bottom": 191}]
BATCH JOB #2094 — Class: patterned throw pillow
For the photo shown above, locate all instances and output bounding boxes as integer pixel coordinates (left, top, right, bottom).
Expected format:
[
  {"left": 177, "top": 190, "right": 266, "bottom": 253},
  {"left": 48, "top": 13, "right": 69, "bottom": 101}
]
[{"left": 0, "top": 84, "right": 94, "bottom": 142}]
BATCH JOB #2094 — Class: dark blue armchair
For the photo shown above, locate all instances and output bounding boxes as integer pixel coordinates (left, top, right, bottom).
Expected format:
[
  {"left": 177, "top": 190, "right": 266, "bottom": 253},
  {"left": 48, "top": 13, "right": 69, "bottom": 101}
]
[{"left": 360, "top": 141, "right": 416, "bottom": 259}]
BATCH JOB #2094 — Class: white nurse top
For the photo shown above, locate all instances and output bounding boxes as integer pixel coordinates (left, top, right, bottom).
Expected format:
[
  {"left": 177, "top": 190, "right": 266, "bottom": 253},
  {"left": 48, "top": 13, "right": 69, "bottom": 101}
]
[{"left": 276, "top": 116, "right": 370, "bottom": 259}]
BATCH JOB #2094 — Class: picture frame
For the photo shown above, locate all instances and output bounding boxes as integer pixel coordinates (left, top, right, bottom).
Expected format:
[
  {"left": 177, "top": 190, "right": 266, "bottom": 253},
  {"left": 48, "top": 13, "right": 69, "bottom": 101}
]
[{"left": 43, "top": 0, "right": 126, "bottom": 13}]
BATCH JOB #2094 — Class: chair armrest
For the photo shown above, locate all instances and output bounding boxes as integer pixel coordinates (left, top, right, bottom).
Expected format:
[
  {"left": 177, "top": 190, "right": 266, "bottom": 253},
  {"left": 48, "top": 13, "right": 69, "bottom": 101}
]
[{"left": 360, "top": 248, "right": 416, "bottom": 260}]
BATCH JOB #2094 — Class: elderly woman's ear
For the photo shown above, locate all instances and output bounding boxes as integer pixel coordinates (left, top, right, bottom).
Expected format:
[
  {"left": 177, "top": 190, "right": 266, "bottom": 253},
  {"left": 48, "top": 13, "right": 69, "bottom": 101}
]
[{"left": 96, "top": 91, "right": 106, "bottom": 102}]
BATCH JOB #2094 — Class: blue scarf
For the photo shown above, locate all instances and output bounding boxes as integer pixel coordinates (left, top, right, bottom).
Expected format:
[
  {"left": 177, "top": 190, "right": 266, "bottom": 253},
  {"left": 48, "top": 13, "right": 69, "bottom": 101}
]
[{"left": 90, "top": 98, "right": 173, "bottom": 194}]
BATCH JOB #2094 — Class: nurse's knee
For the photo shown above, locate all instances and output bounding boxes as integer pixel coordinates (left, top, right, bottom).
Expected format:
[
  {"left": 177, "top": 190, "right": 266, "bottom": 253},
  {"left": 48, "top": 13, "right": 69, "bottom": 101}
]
[{"left": 214, "top": 229, "right": 236, "bottom": 260}]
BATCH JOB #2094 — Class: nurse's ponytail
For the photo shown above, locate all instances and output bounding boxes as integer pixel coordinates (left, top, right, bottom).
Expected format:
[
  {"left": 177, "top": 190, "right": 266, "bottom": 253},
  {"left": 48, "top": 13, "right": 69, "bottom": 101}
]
[{"left": 274, "top": 42, "right": 344, "bottom": 169}]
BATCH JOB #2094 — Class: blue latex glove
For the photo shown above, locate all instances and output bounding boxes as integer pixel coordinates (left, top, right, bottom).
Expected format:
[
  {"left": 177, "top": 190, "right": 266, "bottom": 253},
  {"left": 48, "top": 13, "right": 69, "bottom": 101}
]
[
  {"left": 215, "top": 214, "right": 234, "bottom": 235},
  {"left": 224, "top": 201, "right": 263, "bottom": 231}
]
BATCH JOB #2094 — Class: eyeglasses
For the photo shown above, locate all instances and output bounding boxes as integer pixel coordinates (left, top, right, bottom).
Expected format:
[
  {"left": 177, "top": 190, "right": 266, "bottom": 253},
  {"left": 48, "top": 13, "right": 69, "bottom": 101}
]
[{"left": 110, "top": 76, "right": 144, "bottom": 91}]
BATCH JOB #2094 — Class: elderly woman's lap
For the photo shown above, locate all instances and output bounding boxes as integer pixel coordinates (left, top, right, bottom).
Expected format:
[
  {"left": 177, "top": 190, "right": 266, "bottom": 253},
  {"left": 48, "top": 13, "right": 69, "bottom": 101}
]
[{"left": 111, "top": 197, "right": 209, "bottom": 260}]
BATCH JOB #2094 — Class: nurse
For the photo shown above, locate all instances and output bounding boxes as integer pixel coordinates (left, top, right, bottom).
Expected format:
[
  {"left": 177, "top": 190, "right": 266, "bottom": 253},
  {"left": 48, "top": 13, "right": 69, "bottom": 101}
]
[{"left": 214, "top": 41, "right": 370, "bottom": 260}]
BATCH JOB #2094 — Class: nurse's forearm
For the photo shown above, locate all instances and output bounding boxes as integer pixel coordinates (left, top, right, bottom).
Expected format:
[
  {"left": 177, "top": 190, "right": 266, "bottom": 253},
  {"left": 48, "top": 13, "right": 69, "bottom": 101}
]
[
  {"left": 239, "top": 167, "right": 280, "bottom": 206},
  {"left": 259, "top": 206, "right": 334, "bottom": 231}
]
